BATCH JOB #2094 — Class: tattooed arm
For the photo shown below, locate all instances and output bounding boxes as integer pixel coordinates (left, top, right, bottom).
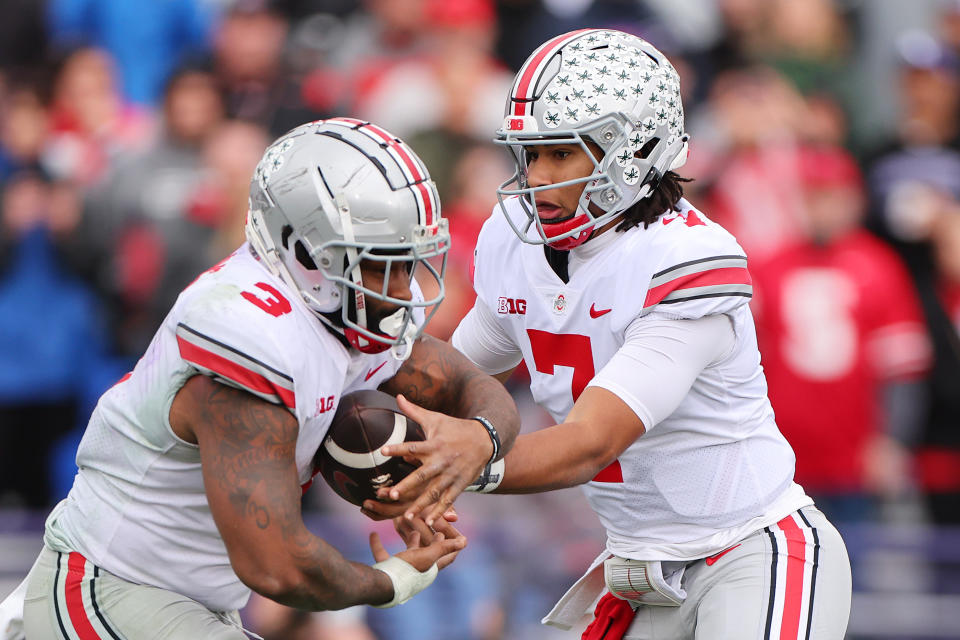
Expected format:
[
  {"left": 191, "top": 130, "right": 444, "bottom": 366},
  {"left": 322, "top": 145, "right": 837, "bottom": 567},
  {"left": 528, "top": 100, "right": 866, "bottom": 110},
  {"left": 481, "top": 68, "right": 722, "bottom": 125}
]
[
  {"left": 369, "top": 334, "right": 520, "bottom": 524},
  {"left": 169, "top": 374, "right": 464, "bottom": 610},
  {"left": 381, "top": 334, "right": 519, "bottom": 442}
]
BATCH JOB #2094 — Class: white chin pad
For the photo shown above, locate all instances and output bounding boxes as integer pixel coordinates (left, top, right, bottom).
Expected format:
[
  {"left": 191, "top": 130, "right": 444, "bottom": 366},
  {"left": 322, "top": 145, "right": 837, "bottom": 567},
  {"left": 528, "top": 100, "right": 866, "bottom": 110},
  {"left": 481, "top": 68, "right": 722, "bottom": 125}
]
[
  {"left": 668, "top": 141, "right": 689, "bottom": 171},
  {"left": 381, "top": 307, "right": 418, "bottom": 361},
  {"left": 378, "top": 308, "right": 407, "bottom": 338}
]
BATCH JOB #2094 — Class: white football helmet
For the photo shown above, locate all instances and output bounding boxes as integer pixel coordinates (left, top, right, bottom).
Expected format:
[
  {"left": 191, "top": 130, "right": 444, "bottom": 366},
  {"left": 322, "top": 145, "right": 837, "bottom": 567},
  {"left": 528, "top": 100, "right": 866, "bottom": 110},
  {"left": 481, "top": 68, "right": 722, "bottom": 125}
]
[
  {"left": 245, "top": 117, "right": 449, "bottom": 360},
  {"left": 496, "top": 29, "right": 690, "bottom": 249}
]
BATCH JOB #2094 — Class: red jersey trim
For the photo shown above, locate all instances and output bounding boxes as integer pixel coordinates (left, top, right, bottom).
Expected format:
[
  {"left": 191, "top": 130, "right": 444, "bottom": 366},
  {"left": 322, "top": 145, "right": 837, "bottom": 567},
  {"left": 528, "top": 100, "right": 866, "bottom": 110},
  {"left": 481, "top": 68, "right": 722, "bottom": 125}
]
[
  {"left": 176, "top": 323, "right": 296, "bottom": 411},
  {"left": 645, "top": 256, "right": 752, "bottom": 309},
  {"left": 591, "top": 460, "right": 623, "bottom": 483}
]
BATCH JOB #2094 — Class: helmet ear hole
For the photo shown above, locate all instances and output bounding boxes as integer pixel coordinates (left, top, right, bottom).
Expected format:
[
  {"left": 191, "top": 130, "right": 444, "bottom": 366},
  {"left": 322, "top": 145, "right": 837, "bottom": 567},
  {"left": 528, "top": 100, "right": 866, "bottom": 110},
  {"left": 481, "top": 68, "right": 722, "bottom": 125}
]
[
  {"left": 294, "top": 240, "right": 318, "bottom": 271},
  {"left": 281, "top": 224, "right": 294, "bottom": 250},
  {"left": 637, "top": 137, "right": 660, "bottom": 160}
]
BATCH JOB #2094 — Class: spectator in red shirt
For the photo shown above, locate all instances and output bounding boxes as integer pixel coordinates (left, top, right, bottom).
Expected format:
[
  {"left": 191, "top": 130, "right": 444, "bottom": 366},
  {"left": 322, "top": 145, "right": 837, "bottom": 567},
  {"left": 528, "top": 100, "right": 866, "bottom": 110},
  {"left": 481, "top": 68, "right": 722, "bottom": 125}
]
[{"left": 751, "top": 145, "right": 931, "bottom": 523}]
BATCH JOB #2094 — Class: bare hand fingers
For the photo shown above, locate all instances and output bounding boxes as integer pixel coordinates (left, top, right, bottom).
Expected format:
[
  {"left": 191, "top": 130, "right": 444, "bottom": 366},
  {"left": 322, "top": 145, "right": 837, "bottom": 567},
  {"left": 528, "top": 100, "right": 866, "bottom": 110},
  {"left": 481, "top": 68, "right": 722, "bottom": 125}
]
[
  {"left": 399, "top": 516, "right": 438, "bottom": 548},
  {"left": 415, "top": 478, "right": 460, "bottom": 526},
  {"left": 396, "top": 394, "right": 436, "bottom": 433},
  {"left": 421, "top": 496, "right": 456, "bottom": 528},
  {"left": 379, "top": 459, "right": 445, "bottom": 502},
  {"left": 395, "top": 532, "right": 464, "bottom": 572},
  {"left": 400, "top": 529, "right": 421, "bottom": 551},
  {"left": 361, "top": 500, "right": 407, "bottom": 521},
  {"left": 436, "top": 536, "right": 466, "bottom": 558},
  {"left": 392, "top": 516, "right": 418, "bottom": 544},
  {"left": 393, "top": 515, "right": 420, "bottom": 539},
  {"left": 369, "top": 531, "right": 389, "bottom": 563},
  {"left": 397, "top": 476, "right": 456, "bottom": 524},
  {"left": 436, "top": 546, "right": 463, "bottom": 570},
  {"left": 379, "top": 438, "right": 435, "bottom": 461},
  {"left": 429, "top": 517, "right": 463, "bottom": 542}
]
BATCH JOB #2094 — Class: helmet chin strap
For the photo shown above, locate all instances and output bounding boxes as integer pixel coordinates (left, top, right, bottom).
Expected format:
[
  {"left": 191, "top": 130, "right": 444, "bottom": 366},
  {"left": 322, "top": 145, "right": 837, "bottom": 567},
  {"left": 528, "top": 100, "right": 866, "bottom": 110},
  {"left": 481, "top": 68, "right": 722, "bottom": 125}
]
[{"left": 336, "top": 195, "right": 371, "bottom": 351}]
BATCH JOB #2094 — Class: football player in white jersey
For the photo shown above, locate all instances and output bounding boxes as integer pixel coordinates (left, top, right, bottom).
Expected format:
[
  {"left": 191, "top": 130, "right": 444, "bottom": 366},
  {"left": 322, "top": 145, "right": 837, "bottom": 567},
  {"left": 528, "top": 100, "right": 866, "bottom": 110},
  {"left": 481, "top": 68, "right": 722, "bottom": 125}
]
[
  {"left": 372, "top": 30, "right": 853, "bottom": 640},
  {"left": 12, "top": 119, "right": 521, "bottom": 640}
]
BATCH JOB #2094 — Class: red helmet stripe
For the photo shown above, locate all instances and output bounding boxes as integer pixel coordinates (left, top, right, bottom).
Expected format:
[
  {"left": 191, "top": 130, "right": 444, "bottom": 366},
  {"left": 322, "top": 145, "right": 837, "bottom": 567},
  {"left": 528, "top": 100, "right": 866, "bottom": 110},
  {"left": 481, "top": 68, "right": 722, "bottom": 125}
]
[
  {"left": 356, "top": 124, "right": 425, "bottom": 180},
  {"left": 354, "top": 123, "right": 435, "bottom": 226},
  {"left": 357, "top": 121, "right": 397, "bottom": 145},
  {"left": 510, "top": 29, "right": 593, "bottom": 116},
  {"left": 414, "top": 182, "right": 434, "bottom": 226}
]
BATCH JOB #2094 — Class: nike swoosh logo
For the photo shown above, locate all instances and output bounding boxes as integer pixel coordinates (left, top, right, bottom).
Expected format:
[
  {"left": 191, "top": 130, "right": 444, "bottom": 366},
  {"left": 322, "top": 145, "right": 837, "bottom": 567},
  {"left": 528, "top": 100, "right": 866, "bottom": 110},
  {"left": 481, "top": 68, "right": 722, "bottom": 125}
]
[
  {"left": 705, "top": 543, "right": 741, "bottom": 566},
  {"left": 364, "top": 361, "right": 387, "bottom": 382},
  {"left": 589, "top": 303, "right": 612, "bottom": 318}
]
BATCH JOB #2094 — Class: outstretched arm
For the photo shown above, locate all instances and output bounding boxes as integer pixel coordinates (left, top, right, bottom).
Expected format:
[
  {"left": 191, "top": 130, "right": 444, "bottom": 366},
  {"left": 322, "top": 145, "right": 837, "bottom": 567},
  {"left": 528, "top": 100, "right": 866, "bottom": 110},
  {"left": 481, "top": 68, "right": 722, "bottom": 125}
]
[
  {"left": 494, "top": 387, "right": 645, "bottom": 492},
  {"left": 385, "top": 314, "right": 734, "bottom": 496},
  {"left": 375, "top": 334, "right": 521, "bottom": 523},
  {"left": 170, "top": 374, "right": 464, "bottom": 611}
]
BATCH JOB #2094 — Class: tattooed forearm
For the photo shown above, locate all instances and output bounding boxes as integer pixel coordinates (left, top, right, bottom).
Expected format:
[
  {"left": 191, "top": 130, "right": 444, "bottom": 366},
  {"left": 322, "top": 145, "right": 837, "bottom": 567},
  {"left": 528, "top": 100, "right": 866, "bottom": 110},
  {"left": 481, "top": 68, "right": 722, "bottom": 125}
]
[
  {"left": 247, "top": 500, "right": 270, "bottom": 529},
  {"left": 383, "top": 335, "right": 471, "bottom": 410},
  {"left": 175, "top": 375, "right": 394, "bottom": 610},
  {"left": 381, "top": 335, "right": 521, "bottom": 454},
  {"left": 383, "top": 334, "right": 488, "bottom": 412}
]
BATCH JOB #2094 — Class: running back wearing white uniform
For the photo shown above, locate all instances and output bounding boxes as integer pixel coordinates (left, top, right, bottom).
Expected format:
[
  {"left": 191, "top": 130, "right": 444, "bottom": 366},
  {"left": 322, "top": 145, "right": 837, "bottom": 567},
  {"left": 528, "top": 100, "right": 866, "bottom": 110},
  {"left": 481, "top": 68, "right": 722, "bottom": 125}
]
[
  {"left": 453, "top": 197, "right": 851, "bottom": 638},
  {"left": 40, "top": 245, "right": 411, "bottom": 613}
]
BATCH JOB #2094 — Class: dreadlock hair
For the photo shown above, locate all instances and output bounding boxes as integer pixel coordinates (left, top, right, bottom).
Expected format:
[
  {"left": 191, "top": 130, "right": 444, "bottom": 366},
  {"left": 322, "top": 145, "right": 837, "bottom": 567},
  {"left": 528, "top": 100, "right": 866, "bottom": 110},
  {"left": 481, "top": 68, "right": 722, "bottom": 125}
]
[{"left": 615, "top": 171, "right": 693, "bottom": 232}]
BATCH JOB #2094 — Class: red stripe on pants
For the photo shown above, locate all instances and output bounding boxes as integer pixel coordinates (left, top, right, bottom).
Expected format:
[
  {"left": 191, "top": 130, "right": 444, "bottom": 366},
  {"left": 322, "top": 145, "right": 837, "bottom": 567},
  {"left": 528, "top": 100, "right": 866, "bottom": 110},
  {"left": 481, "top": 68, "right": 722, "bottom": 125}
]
[
  {"left": 777, "top": 515, "right": 807, "bottom": 640},
  {"left": 65, "top": 552, "right": 103, "bottom": 639}
]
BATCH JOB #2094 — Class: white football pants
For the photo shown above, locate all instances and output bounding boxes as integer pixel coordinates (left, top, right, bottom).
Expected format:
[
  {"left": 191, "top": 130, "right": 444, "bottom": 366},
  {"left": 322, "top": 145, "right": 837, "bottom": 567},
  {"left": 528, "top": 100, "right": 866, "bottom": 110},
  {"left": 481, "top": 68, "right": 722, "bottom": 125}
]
[
  {"left": 623, "top": 506, "right": 851, "bottom": 640},
  {"left": 23, "top": 546, "right": 252, "bottom": 640}
]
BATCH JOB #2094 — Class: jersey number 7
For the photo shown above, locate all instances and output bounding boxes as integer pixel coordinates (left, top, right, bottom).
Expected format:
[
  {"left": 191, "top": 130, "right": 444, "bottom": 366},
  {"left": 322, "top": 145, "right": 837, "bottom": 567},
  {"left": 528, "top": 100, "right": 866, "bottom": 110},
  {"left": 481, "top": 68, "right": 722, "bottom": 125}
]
[{"left": 527, "top": 329, "right": 623, "bottom": 483}]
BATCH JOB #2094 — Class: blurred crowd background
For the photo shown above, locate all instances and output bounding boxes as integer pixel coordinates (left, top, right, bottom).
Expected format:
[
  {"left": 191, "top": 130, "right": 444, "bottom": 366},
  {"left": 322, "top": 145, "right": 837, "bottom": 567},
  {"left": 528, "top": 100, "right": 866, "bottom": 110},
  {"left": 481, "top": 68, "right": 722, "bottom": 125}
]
[{"left": 0, "top": 0, "right": 959, "bottom": 638}]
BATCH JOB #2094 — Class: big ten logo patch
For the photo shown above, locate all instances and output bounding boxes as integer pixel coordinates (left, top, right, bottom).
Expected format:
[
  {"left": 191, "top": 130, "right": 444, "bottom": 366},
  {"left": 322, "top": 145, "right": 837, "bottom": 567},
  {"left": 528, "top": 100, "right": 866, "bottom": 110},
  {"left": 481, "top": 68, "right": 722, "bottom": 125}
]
[
  {"left": 312, "top": 395, "right": 336, "bottom": 418},
  {"left": 498, "top": 297, "right": 527, "bottom": 315}
]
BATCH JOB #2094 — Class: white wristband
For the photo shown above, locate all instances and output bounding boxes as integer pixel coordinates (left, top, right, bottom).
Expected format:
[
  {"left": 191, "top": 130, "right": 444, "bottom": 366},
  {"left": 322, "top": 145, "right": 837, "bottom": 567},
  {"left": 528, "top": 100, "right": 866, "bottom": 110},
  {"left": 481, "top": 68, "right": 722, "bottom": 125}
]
[
  {"left": 464, "top": 458, "right": 505, "bottom": 493},
  {"left": 370, "top": 556, "right": 438, "bottom": 608}
]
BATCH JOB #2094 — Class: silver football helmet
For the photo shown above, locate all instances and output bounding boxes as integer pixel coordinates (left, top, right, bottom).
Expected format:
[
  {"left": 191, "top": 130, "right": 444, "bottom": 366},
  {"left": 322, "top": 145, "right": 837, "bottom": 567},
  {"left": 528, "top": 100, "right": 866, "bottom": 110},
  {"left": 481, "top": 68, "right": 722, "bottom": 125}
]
[
  {"left": 496, "top": 29, "right": 690, "bottom": 249},
  {"left": 245, "top": 117, "right": 449, "bottom": 360}
]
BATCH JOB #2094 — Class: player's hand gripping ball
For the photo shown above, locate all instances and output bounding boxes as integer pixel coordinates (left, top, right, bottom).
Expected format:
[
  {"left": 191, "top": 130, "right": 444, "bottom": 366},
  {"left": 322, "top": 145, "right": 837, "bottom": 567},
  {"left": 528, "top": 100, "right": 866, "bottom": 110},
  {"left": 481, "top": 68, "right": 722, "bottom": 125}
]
[{"left": 314, "top": 390, "right": 425, "bottom": 506}]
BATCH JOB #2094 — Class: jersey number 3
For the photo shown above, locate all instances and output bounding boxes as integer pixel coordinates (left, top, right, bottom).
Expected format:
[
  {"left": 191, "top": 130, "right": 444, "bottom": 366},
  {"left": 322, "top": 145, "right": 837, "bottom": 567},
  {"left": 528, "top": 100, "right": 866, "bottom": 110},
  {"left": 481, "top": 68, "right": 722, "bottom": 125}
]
[
  {"left": 242, "top": 282, "right": 292, "bottom": 317},
  {"left": 527, "top": 329, "right": 623, "bottom": 483}
]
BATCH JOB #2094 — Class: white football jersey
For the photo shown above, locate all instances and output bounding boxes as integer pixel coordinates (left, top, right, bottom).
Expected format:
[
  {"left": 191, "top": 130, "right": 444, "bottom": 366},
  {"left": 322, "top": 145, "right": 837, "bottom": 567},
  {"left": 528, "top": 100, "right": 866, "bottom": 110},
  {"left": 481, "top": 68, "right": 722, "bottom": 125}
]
[
  {"left": 43, "top": 245, "right": 407, "bottom": 612},
  {"left": 459, "top": 197, "right": 811, "bottom": 560}
]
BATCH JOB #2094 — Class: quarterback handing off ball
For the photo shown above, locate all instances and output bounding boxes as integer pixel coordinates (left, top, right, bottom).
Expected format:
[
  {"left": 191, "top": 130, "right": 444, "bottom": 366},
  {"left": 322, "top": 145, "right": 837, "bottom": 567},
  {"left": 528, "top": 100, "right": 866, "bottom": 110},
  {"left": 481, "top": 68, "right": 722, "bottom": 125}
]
[{"left": 315, "top": 390, "right": 425, "bottom": 506}]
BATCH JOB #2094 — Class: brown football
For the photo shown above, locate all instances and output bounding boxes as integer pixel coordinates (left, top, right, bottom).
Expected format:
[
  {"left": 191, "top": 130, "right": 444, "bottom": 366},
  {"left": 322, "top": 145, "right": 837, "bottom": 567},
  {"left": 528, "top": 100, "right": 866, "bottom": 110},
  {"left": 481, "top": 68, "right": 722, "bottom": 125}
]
[{"left": 314, "top": 390, "right": 425, "bottom": 506}]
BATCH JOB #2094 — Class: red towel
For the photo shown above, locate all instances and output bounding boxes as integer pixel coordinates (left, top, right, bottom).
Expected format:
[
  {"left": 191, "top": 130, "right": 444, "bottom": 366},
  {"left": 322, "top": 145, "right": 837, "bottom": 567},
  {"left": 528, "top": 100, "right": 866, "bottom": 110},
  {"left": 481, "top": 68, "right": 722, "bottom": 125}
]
[{"left": 581, "top": 592, "right": 637, "bottom": 640}]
